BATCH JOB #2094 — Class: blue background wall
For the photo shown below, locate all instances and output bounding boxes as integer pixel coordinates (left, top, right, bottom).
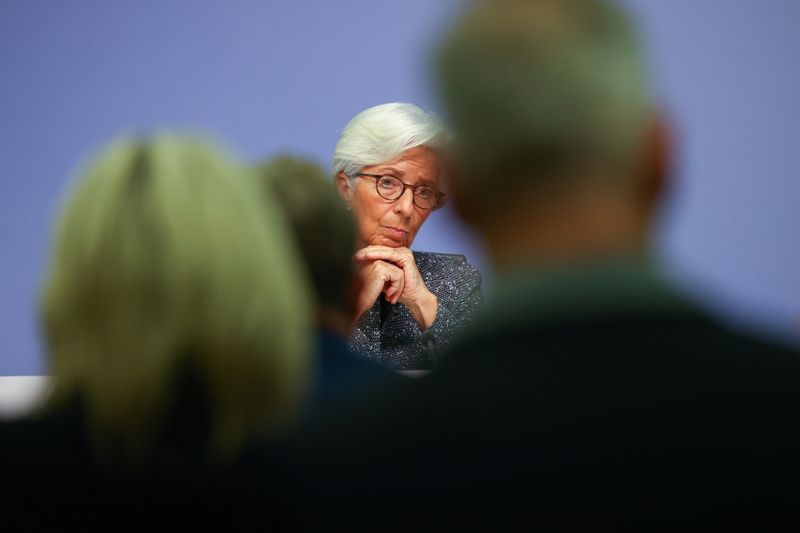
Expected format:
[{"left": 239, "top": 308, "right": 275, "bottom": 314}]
[{"left": 1, "top": 0, "right": 798, "bottom": 374}]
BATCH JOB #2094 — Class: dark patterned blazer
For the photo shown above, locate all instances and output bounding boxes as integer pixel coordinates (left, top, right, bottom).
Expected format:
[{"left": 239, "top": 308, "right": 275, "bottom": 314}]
[{"left": 348, "top": 251, "right": 483, "bottom": 370}]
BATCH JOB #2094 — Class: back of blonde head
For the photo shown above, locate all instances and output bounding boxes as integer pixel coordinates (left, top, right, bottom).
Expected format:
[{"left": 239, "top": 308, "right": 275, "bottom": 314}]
[{"left": 41, "top": 134, "right": 312, "bottom": 466}]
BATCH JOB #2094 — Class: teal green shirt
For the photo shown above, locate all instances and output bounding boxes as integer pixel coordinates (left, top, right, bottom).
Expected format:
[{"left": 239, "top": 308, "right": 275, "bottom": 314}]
[{"left": 473, "top": 255, "right": 696, "bottom": 339}]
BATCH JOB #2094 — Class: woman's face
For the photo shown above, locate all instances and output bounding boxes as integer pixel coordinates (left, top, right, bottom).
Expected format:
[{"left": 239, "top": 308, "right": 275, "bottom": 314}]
[{"left": 337, "top": 146, "right": 439, "bottom": 249}]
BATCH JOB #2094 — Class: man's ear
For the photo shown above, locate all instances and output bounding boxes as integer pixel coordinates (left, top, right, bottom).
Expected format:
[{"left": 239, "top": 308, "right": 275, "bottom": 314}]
[
  {"left": 633, "top": 115, "right": 672, "bottom": 234},
  {"left": 444, "top": 154, "right": 483, "bottom": 228},
  {"left": 635, "top": 113, "right": 672, "bottom": 226},
  {"left": 335, "top": 172, "right": 353, "bottom": 205}
]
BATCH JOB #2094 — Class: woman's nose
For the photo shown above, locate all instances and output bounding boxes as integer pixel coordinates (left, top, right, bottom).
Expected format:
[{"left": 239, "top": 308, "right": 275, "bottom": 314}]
[{"left": 393, "top": 187, "right": 415, "bottom": 214}]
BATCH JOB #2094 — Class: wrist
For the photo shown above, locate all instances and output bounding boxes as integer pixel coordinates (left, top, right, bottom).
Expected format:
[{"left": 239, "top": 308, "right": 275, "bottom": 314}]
[{"left": 408, "top": 290, "right": 438, "bottom": 331}]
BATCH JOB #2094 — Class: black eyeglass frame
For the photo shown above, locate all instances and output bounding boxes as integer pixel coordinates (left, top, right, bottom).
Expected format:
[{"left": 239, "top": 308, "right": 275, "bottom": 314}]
[{"left": 355, "top": 173, "right": 446, "bottom": 210}]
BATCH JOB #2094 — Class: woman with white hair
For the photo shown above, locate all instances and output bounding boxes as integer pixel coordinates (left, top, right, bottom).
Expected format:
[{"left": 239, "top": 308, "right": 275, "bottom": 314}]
[{"left": 334, "top": 102, "right": 483, "bottom": 370}]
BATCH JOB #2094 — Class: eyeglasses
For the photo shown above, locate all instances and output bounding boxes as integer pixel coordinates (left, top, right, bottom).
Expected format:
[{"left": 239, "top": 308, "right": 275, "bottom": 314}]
[{"left": 355, "top": 173, "right": 445, "bottom": 210}]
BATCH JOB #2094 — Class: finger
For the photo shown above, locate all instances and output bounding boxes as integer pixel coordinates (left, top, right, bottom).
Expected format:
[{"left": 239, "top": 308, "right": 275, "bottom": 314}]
[
  {"left": 371, "top": 249, "right": 420, "bottom": 288},
  {"left": 386, "top": 287, "right": 400, "bottom": 304},
  {"left": 384, "top": 281, "right": 397, "bottom": 298},
  {"left": 388, "top": 277, "right": 404, "bottom": 304},
  {"left": 354, "top": 251, "right": 400, "bottom": 262},
  {"left": 397, "top": 286, "right": 404, "bottom": 303},
  {"left": 382, "top": 264, "right": 404, "bottom": 303},
  {"left": 355, "top": 245, "right": 410, "bottom": 259},
  {"left": 355, "top": 248, "right": 412, "bottom": 268},
  {"left": 394, "top": 271, "right": 405, "bottom": 304},
  {"left": 356, "top": 245, "right": 401, "bottom": 255},
  {"left": 356, "top": 261, "right": 391, "bottom": 309}
]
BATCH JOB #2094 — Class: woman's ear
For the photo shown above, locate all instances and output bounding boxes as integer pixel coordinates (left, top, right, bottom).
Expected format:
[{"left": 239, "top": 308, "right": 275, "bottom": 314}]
[{"left": 335, "top": 172, "right": 353, "bottom": 206}]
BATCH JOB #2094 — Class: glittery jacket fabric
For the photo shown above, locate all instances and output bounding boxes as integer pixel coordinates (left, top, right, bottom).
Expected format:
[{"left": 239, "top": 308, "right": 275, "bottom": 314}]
[{"left": 349, "top": 251, "right": 483, "bottom": 370}]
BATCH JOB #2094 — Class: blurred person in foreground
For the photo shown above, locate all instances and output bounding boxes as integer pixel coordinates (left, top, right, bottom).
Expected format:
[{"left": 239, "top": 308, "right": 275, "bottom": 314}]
[
  {"left": 294, "top": 0, "right": 800, "bottom": 529},
  {"left": 0, "top": 135, "right": 312, "bottom": 530},
  {"left": 255, "top": 155, "right": 398, "bottom": 413},
  {"left": 333, "top": 102, "right": 483, "bottom": 370}
]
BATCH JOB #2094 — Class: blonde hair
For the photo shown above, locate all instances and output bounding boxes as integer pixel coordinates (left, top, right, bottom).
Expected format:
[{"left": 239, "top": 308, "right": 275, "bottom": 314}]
[{"left": 40, "top": 134, "right": 312, "bottom": 466}]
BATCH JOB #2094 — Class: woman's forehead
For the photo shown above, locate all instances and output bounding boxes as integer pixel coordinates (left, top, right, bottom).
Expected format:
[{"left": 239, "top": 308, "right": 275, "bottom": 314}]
[{"left": 365, "top": 147, "right": 440, "bottom": 184}]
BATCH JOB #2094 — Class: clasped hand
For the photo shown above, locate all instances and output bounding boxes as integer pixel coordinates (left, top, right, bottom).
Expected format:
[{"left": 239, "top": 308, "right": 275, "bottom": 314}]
[{"left": 353, "top": 246, "right": 438, "bottom": 330}]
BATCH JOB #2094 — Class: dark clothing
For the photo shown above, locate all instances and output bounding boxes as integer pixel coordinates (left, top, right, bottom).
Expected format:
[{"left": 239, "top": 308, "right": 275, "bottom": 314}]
[
  {"left": 349, "top": 251, "right": 483, "bottom": 370},
  {"left": 0, "top": 334, "right": 396, "bottom": 531},
  {"left": 294, "top": 258, "right": 800, "bottom": 531},
  {"left": 0, "top": 396, "right": 297, "bottom": 531},
  {"left": 304, "top": 329, "right": 400, "bottom": 422}
]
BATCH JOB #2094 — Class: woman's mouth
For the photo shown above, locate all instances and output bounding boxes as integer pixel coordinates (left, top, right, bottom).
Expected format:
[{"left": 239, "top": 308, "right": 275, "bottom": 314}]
[{"left": 383, "top": 226, "right": 408, "bottom": 238}]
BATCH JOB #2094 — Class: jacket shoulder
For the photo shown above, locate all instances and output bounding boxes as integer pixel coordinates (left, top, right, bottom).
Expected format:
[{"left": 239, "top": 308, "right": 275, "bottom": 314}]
[{"left": 412, "top": 251, "right": 482, "bottom": 289}]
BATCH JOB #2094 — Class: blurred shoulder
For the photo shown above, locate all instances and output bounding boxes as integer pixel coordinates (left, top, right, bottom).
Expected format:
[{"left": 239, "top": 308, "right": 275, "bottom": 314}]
[{"left": 412, "top": 251, "right": 482, "bottom": 291}]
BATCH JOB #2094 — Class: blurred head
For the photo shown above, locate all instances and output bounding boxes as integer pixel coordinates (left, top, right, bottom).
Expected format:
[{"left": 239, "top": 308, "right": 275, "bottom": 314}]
[
  {"left": 333, "top": 102, "right": 448, "bottom": 249},
  {"left": 256, "top": 154, "right": 358, "bottom": 334},
  {"left": 41, "top": 134, "right": 312, "bottom": 465},
  {"left": 436, "top": 0, "right": 667, "bottom": 264}
]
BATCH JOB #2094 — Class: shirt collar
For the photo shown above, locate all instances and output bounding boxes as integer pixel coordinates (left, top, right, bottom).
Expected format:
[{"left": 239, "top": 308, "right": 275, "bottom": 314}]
[{"left": 485, "top": 253, "right": 694, "bottom": 328}]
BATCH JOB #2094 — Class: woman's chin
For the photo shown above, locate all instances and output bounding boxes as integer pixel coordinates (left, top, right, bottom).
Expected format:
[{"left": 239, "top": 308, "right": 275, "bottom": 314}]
[{"left": 374, "top": 234, "right": 407, "bottom": 248}]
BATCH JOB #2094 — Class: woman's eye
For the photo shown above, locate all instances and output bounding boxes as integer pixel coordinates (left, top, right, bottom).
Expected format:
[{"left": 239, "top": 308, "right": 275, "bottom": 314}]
[
  {"left": 415, "top": 187, "right": 434, "bottom": 199},
  {"left": 378, "top": 177, "right": 398, "bottom": 189}
]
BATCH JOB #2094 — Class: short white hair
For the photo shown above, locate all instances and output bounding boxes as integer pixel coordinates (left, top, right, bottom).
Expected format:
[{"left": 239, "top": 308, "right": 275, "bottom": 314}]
[{"left": 332, "top": 102, "right": 447, "bottom": 179}]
